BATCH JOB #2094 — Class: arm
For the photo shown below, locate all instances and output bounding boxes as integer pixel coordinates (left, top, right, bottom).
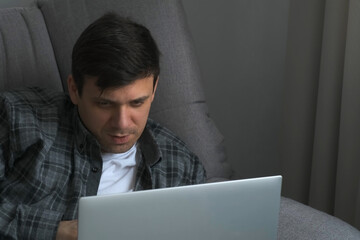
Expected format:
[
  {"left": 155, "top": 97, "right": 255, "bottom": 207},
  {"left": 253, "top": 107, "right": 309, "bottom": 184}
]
[
  {"left": 0, "top": 97, "right": 9, "bottom": 184},
  {"left": 56, "top": 220, "right": 78, "bottom": 240},
  {"left": 192, "top": 155, "right": 207, "bottom": 184},
  {"left": 0, "top": 204, "right": 63, "bottom": 239},
  {"left": 0, "top": 98, "right": 63, "bottom": 240}
]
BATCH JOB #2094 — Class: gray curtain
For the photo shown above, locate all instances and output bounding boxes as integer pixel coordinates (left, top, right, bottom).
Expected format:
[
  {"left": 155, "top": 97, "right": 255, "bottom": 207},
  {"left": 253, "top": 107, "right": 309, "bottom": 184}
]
[{"left": 281, "top": 0, "right": 360, "bottom": 229}]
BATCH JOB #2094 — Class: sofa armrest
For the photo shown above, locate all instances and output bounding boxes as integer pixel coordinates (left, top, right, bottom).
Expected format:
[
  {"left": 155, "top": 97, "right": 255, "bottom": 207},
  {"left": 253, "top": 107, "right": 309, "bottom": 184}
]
[{"left": 278, "top": 197, "right": 360, "bottom": 239}]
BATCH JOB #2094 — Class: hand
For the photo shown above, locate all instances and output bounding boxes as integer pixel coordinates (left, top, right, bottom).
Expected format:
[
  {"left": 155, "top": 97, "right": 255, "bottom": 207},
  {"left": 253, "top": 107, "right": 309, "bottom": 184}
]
[{"left": 56, "top": 220, "right": 78, "bottom": 240}]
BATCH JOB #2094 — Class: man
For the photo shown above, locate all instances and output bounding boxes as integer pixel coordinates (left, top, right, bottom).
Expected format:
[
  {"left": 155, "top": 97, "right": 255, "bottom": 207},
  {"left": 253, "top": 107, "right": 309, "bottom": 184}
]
[{"left": 0, "top": 13, "right": 206, "bottom": 240}]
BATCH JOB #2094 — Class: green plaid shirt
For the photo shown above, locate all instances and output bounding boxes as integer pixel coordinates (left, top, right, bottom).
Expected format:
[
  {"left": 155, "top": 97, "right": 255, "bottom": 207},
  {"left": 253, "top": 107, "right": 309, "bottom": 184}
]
[{"left": 0, "top": 88, "right": 206, "bottom": 240}]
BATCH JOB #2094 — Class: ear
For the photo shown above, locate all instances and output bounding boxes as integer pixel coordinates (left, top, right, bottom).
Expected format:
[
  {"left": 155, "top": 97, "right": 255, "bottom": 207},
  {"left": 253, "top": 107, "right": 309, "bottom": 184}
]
[
  {"left": 67, "top": 75, "right": 79, "bottom": 105},
  {"left": 151, "top": 77, "right": 159, "bottom": 102}
]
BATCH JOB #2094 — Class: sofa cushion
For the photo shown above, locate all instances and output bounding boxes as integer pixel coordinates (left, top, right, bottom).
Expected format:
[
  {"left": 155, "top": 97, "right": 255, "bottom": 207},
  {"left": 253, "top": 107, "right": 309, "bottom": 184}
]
[
  {"left": 278, "top": 197, "right": 360, "bottom": 239},
  {"left": 38, "top": 0, "right": 232, "bottom": 181},
  {"left": 0, "top": 7, "right": 62, "bottom": 91}
]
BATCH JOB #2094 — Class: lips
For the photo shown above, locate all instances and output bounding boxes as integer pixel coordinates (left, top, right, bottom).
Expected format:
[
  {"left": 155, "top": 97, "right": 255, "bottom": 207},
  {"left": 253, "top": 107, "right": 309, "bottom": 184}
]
[{"left": 109, "top": 135, "right": 130, "bottom": 144}]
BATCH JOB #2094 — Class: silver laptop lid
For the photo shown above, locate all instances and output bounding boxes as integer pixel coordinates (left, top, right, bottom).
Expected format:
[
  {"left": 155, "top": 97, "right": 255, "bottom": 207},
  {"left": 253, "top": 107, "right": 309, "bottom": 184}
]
[{"left": 78, "top": 175, "right": 282, "bottom": 240}]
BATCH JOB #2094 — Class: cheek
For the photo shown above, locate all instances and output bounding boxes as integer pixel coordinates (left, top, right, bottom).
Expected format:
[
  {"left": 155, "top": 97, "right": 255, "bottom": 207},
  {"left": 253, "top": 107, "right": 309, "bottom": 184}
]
[
  {"left": 89, "top": 113, "right": 109, "bottom": 130},
  {"left": 79, "top": 105, "right": 109, "bottom": 133},
  {"left": 127, "top": 108, "right": 151, "bottom": 132},
  {"left": 134, "top": 105, "right": 152, "bottom": 124}
]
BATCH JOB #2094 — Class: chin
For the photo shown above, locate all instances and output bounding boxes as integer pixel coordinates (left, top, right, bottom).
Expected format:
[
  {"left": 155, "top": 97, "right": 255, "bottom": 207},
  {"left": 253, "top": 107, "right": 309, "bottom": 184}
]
[{"left": 105, "top": 145, "right": 133, "bottom": 154}]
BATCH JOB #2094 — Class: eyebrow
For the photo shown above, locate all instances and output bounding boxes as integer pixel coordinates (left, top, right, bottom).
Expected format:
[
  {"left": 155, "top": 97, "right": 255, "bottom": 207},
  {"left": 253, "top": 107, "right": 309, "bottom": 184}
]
[
  {"left": 130, "top": 96, "right": 150, "bottom": 103},
  {"left": 93, "top": 95, "right": 150, "bottom": 104}
]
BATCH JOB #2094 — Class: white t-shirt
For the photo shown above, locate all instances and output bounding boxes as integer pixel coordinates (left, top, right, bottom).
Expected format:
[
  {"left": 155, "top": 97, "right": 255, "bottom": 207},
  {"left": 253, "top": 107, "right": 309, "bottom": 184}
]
[{"left": 97, "top": 144, "right": 138, "bottom": 196}]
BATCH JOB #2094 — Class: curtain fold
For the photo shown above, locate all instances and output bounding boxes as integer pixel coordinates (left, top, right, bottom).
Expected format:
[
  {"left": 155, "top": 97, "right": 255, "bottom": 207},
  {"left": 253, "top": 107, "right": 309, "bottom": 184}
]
[
  {"left": 281, "top": 0, "right": 325, "bottom": 203},
  {"left": 335, "top": 0, "right": 360, "bottom": 228},
  {"left": 309, "top": 0, "right": 348, "bottom": 214},
  {"left": 281, "top": 0, "right": 360, "bottom": 229}
]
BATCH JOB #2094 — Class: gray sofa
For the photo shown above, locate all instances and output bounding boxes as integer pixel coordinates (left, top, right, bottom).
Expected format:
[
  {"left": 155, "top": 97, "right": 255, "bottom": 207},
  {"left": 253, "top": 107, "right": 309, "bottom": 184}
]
[{"left": 0, "top": 0, "right": 359, "bottom": 239}]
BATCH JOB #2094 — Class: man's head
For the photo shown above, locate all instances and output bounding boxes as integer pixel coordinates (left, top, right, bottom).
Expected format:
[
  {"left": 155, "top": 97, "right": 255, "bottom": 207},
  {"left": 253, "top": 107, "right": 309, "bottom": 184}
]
[
  {"left": 68, "top": 13, "right": 160, "bottom": 153},
  {"left": 71, "top": 12, "right": 160, "bottom": 95}
]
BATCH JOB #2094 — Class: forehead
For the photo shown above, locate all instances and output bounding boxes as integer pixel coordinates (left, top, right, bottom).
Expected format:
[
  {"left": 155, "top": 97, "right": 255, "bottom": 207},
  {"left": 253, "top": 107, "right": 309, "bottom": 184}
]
[{"left": 82, "top": 76, "right": 154, "bottom": 99}]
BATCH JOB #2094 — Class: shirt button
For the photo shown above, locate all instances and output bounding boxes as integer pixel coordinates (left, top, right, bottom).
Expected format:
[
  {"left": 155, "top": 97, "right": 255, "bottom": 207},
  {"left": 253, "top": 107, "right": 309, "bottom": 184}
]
[{"left": 91, "top": 167, "right": 99, "bottom": 173}]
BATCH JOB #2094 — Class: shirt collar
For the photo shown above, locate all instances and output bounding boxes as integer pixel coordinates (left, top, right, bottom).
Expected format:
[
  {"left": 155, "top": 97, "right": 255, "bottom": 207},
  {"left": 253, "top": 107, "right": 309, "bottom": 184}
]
[{"left": 137, "top": 120, "right": 162, "bottom": 167}]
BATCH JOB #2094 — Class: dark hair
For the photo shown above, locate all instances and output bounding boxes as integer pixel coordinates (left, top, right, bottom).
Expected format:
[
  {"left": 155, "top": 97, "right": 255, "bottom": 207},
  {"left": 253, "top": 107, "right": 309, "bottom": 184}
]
[{"left": 71, "top": 12, "right": 160, "bottom": 95}]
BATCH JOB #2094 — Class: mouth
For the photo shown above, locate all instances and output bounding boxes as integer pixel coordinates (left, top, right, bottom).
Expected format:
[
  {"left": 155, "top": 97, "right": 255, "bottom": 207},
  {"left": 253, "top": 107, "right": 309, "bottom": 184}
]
[{"left": 109, "top": 134, "right": 130, "bottom": 144}]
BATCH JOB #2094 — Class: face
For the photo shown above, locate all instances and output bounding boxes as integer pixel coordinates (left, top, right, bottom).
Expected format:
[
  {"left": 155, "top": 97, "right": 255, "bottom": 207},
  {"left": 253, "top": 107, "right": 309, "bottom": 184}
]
[{"left": 68, "top": 75, "right": 157, "bottom": 153}]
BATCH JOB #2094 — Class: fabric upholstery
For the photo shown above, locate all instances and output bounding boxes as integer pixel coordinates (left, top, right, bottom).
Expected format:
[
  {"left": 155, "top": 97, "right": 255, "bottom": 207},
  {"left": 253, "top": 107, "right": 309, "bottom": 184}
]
[
  {"left": 0, "top": 7, "right": 62, "bottom": 91},
  {"left": 37, "top": 0, "right": 232, "bottom": 181},
  {"left": 279, "top": 197, "right": 360, "bottom": 239}
]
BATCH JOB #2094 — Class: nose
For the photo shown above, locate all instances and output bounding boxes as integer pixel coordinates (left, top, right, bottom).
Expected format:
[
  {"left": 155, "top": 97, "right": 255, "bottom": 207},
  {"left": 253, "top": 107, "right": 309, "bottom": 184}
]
[{"left": 111, "top": 106, "right": 131, "bottom": 130}]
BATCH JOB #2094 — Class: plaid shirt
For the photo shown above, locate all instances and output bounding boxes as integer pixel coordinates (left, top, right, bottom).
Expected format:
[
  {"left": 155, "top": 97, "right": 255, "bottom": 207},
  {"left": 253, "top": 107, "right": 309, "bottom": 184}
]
[{"left": 0, "top": 88, "right": 206, "bottom": 240}]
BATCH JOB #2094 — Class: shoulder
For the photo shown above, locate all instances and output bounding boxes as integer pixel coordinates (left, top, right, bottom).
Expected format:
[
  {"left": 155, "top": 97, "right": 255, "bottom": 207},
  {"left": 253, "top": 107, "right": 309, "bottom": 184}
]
[
  {"left": 0, "top": 87, "right": 68, "bottom": 109},
  {"left": 1, "top": 87, "right": 72, "bottom": 119},
  {"left": 1, "top": 88, "right": 73, "bottom": 150}
]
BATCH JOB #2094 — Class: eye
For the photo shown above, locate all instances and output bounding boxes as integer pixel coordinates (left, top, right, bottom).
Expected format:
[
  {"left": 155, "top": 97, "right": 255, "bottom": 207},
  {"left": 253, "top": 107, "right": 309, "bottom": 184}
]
[
  {"left": 97, "top": 100, "right": 111, "bottom": 107},
  {"left": 131, "top": 100, "right": 144, "bottom": 107}
]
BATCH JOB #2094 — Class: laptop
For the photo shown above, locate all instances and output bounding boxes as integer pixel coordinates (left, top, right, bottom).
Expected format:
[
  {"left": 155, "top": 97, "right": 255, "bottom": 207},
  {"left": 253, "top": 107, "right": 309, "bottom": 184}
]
[{"left": 78, "top": 175, "right": 282, "bottom": 240}]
